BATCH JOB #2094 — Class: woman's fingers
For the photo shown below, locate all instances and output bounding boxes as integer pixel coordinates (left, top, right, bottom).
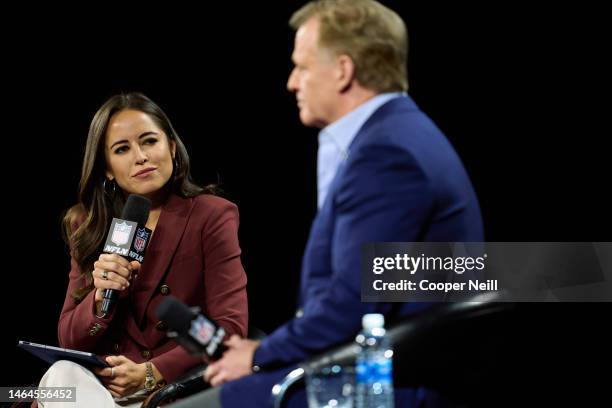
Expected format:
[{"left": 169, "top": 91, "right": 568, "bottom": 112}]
[
  {"left": 107, "top": 355, "right": 130, "bottom": 366},
  {"left": 94, "top": 258, "right": 132, "bottom": 280},
  {"left": 93, "top": 255, "right": 132, "bottom": 290},
  {"left": 106, "top": 384, "right": 124, "bottom": 398},
  {"left": 93, "top": 269, "right": 128, "bottom": 291},
  {"left": 92, "top": 254, "right": 138, "bottom": 292},
  {"left": 129, "top": 260, "right": 141, "bottom": 272},
  {"left": 94, "top": 366, "right": 113, "bottom": 378}
]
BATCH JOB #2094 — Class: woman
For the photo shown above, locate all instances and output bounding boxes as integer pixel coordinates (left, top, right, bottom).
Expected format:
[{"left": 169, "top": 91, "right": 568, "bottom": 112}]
[{"left": 39, "top": 92, "right": 248, "bottom": 407}]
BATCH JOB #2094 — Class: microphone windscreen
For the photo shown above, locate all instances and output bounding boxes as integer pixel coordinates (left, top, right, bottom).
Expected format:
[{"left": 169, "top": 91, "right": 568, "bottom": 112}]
[
  {"left": 121, "top": 194, "right": 151, "bottom": 226},
  {"left": 156, "top": 296, "right": 195, "bottom": 333}
]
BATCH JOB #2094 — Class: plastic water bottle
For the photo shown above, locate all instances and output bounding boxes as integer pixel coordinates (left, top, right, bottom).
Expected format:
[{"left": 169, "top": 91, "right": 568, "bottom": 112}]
[{"left": 355, "top": 314, "right": 394, "bottom": 408}]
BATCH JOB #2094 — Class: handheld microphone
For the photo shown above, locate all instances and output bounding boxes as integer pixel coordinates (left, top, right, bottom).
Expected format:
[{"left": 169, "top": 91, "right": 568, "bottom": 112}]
[
  {"left": 156, "top": 296, "right": 226, "bottom": 360},
  {"left": 100, "top": 194, "right": 152, "bottom": 317}
]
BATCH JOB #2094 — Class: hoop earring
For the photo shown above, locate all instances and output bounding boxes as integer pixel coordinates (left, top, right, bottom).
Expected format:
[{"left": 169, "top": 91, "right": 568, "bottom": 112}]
[
  {"left": 103, "top": 178, "right": 116, "bottom": 197},
  {"left": 172, "top": 158, "right": 179, "bottom": 182}
]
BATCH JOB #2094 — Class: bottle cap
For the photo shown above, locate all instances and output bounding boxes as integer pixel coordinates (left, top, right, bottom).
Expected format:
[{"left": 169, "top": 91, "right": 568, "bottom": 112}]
[{"left": 362, "top": 313, "right": 385, "bottom": 330}]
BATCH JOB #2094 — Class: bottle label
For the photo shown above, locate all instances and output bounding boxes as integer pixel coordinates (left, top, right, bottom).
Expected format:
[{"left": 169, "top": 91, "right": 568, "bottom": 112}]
[
  {"left": 356, "top": 359, "right": 369, "bottom": 384},
  {"left": 356, "top": 357, "right": 393, "bottom": 385}
]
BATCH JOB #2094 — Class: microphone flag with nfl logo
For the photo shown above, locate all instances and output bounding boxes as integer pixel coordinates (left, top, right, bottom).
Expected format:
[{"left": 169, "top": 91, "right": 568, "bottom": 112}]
[{"left": 104, "top": 218, "right": 151, "bottom": 263}]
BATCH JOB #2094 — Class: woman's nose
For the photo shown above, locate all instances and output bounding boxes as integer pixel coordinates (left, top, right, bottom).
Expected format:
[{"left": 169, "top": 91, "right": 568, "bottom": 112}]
[{"left": 134, "top": 146, "right": 148, "bottom": 164}]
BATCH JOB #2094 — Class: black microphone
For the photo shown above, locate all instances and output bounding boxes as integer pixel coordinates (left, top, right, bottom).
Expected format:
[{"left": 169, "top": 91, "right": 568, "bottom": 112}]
[
  {"left": 100, "top": 194, "right": 152, "bottom": 317},
  {"left": 156, "top": 296, "right": 226, "bottom": 360}
]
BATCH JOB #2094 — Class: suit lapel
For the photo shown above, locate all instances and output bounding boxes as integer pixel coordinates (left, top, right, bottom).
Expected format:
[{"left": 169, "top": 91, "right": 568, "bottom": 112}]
[
  {"left": 321, "top": 96, "right": 417, "bottom": 210},
  {"left": 300, "top": 97, "right": 419, "bottom": 298}
]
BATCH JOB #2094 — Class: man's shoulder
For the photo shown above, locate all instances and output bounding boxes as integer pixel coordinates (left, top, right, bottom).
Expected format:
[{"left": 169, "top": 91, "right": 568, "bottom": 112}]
[
  {"left": 368, "top": 97, "right": 437, "bottom": 133},
  {"left": 354, "top": 97, "right": 451, "bottom": 159},
  {"left": 365, "top": 95, "right": 420, "bottom": 125}
]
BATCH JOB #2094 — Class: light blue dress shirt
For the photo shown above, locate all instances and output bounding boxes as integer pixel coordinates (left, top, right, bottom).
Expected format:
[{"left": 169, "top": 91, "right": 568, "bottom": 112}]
[{"left": 317, "top": 92, "right": 404, "bottom": 209}]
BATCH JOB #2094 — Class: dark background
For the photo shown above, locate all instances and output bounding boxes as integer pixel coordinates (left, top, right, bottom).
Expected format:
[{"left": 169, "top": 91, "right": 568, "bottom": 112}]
[{"left": 1, "top": 0, "right": 609, "bottom": 397}]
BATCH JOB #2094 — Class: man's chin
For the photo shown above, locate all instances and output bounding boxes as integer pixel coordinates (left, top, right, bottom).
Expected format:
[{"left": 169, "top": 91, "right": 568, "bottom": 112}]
[{"left": 299, "top": 112, "right": 325, "bottom": 129}]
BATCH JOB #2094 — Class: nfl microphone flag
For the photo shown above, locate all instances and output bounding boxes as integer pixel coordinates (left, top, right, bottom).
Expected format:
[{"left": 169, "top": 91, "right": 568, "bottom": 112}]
[
  {"left": 103, "top": 219, "right": 151, "bottom": 263},
  {"left": 100, "top": 195, "right": 152, "bottom": 316}
]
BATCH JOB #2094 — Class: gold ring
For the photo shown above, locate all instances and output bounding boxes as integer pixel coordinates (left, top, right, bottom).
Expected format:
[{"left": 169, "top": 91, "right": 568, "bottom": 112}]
[{"left": 111, "top": 367, "right": 115, "bottom": 378}]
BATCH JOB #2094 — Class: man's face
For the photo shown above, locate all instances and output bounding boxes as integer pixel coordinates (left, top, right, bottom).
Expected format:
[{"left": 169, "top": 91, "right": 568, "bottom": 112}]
[{"left": 287, "top": 18, "right": 339, "bottom": 128}]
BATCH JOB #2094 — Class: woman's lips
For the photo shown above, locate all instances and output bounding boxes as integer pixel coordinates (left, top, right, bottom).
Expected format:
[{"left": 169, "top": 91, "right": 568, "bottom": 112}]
[{"left": 133, "top": 168, "right": 156, "bottom": 178}]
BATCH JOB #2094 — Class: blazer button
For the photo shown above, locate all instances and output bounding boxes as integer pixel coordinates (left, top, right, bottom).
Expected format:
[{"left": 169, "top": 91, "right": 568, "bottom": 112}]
[
  {"left": 113, "top": 343, "right": 120, "bottom": 353},
  {"left": 141, "top": 350, "right": 151, "bottom": 360},
  {"left": 156, "top": 321, "right": 168, "bottom": 331},
  {"left": 89, "top": 323, "right": 101, "bottom": 336},
  {"left": 159, "top": 285, "right": 170, "bottom": 296}
]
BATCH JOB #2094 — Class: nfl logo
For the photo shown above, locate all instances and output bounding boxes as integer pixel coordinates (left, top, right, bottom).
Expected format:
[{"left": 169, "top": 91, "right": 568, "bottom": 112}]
[
  {"left": 111, "top": 222, "right": 132, "bottom": 246},
  {"left": 134, "top": 228, "right": 149, "bottom": 252},
  {"left": 196, "top": 321, "right": 214, "bottom": 343}
]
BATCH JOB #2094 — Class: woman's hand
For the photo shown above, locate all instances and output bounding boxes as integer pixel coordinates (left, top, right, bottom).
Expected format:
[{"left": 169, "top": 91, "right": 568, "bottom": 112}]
[
  {"left": 93, "top": 355, "right": 149, "bottom": 398},
  {"left": 92, "top": 253, "right": 140, "bottom": 307}
]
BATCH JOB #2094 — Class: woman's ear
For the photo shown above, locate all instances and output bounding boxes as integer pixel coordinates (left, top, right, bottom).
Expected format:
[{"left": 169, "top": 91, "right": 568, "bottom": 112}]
[
  {"left": 105, "top": 171, "right": 114, "bottom": 180},
  {"left": 171, "top": 140, "right": 177, "bottom": 160}
]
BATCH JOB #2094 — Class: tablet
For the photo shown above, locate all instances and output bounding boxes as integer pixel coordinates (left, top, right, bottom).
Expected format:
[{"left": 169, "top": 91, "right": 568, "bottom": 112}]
[{"left": 18, "top": 340, "right": 109, "bottom": 368}]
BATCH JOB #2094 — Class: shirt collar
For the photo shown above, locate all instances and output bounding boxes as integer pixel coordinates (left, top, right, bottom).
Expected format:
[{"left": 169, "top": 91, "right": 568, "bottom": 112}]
[{"left": 318, "top": 92, "right": 405, "bottom": 153}]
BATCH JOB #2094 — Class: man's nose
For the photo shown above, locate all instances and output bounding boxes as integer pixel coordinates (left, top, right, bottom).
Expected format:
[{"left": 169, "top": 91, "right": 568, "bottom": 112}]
[{"left": 287, "top": 68, "right": 298, "bottom": 92}]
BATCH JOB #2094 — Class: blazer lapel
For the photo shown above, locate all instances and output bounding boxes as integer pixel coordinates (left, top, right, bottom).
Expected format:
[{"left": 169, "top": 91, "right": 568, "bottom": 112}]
[{"left": 131, "top": 194, "right": 195, "bottom": 327}]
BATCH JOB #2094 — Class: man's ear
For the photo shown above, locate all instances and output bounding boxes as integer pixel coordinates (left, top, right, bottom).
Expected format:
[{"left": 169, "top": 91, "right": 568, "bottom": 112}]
[{"left": 335, "top": 54, "right": 356, "bottom": 92}]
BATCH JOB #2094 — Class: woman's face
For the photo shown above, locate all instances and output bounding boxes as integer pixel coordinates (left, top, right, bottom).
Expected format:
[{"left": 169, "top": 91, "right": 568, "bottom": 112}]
[{"left": 104, "top": 109, "right": 176, "bottom": 202}]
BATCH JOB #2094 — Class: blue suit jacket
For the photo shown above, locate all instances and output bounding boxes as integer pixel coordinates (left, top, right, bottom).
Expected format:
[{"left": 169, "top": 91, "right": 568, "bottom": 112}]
[{"left": 222, "top": 96, "right": 484, "bottom": 407}]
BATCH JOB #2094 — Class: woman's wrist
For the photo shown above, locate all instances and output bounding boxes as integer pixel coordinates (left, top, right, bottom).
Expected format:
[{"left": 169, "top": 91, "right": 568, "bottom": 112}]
[
  {"left": 142, "top": 362, "right": 165, "bottom": 391},
  {"left": 151, "top": 362, "right": 165, "bottom": 385}
]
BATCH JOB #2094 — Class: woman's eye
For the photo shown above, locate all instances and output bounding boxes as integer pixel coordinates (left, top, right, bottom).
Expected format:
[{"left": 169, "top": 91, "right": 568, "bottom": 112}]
[
  {"left": 114, "top": 146, "right": 128, "bottom": 154},
  {"left": 144, "top": 138, "right": 157, "bottom": 145}
]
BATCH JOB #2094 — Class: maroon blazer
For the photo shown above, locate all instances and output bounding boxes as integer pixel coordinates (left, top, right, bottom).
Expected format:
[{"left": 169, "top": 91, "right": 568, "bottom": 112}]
[{"left": 57, "top": 194, "right": 248, "bottom": 382}]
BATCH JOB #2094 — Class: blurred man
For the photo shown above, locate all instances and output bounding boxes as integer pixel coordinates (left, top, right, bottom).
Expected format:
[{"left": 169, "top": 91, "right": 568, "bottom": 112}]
[{"left": 173, "top": 1, "right": 483, "bottom": 407}]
